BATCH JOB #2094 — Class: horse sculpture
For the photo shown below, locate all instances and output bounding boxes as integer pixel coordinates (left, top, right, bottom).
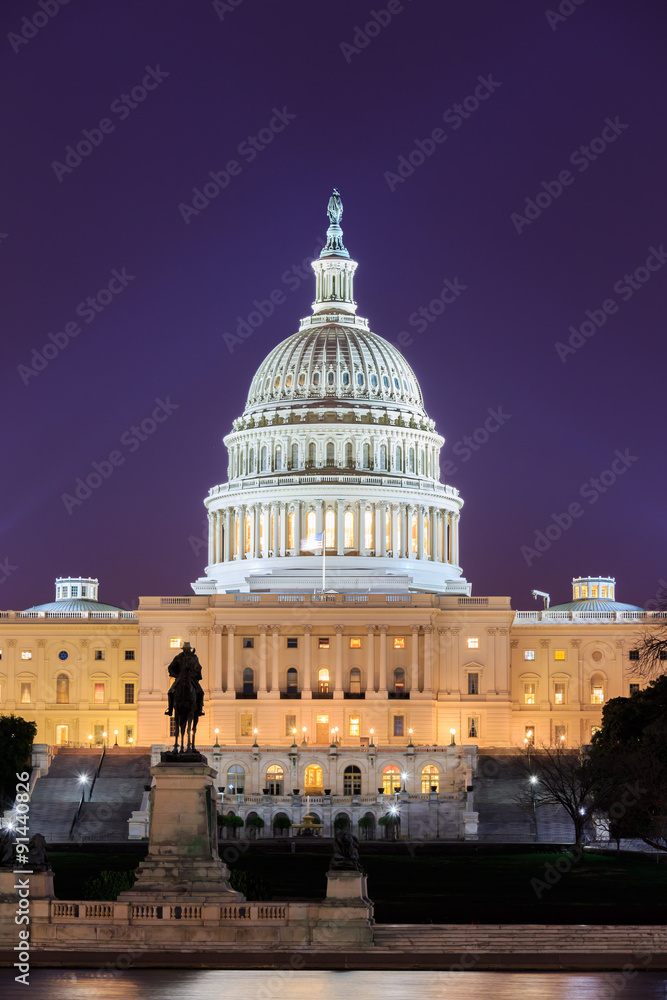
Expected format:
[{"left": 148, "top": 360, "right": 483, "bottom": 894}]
[{"left": 166, "top": 642, "right": 204, "bottom": 754}]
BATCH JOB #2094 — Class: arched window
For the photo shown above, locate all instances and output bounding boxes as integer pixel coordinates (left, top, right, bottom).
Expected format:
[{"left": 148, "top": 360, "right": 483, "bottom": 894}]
[
  {"left": 394, "top": 668, "right": 405, "bottom": 694},
  {"left": 275, "top": 444, "right": 282, "bottom": 470},
  {"left": 421, "top": 765, "right": 439, "bottom": 793},
  {"left": 312, "top": 371, "right": 320, "bottom": 386},
  {"left": 342, "top": 371, "right": 350, "bottom": 385},
  {"left": 379, "top": 444, "right": 387, "bottom": 469},
  {"left": 424, "top": 514, "right": 430, "bottom": 556},
  {"left": 345, "top": 442, "right": 354, "bottom": 468},
  {"left": 344, "top": 510, "right": 355, "bottom": 549},
  {"left": 227, "top": 765, "right": 245, "bottom": 794},
  {"left": 343, "top": 765, "right": 362, "bottom": 795},
  {"left": 325, "top": 510, "right": 335, "bottom": 549},
  {"left": 288, "top": 511, "right": 295, "bottom": 549},
  {"left": 298, "top": 372, "right": 306, "bottom": 387},
  {"left": 291, "top": 443, "right": 298, "bottom": 469},
  {"left": 382, "top": 765, "right": 401, "bottom": 795},
  {"left": 591, "top": 673, "right": 605, "bottom": 705},
  {"left": 318, "top": 667, "right": 330, "bottom": 695},
  {"left": 382, "top": 375, "right": 390, "bottom": 388},
  {"left": 393, "top": 376, "right": 400, "bottom": 390},
  {"left": 396, "top": 445, "right": 402, "bottom": 471},
  {"left": 249, "top": 448, "right": 255, "bottom": 473},
  {"left": 306, "top": 511, "right": 316, "bottom": 543},
  {"left": 244, "top": 515, "right": 253, "bottom": 554},
  {"left": 260, "top": 446, "right": 267, "bottom": 472},
  {"left": 327, "top": 370, "right": 335, "bottom": 385},
  {"left": 411, "top": 515, "right": 418, "bottom": 553},
  {"left": 286, "top": 667, "right": 298, "bottom": 694},
  {"left": 307, "top": 442, "right": 316, "bottom": 466},
  {"left": 56, "top": 673, "right": 69, "bottom": 704},
  {"left": 326, "top": 441, "right": 335, "bottom": 466},
  {"left": 266, "top": 764, "right": 284, "bottom": 795},
  {"left": 409, "top": 448, "right": 415, "bottom": 472},
  {"left": 364, "top": 509, "right": 373, "bottom": 551},
  {"left": 349, "top": 667, "right": 361, "bottom": 694},
  {"left": 304, "top": 764, "right": 323, "bottom": 793},
  {"left": 357, "top": 372, "right": 364, "bottom": 387},
  {"left": 362, "top": 443, "right": 370, "bottom": 468},
  {"left": 242, "top": 667, "right": 254, "bottom": 695}
]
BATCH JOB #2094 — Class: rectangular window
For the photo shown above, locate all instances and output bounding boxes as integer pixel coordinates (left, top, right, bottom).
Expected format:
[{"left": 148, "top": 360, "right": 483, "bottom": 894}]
[
  {"left": 169, "top": 637, "right": 182, "bottom": 649},
  {"left": 124, "top": 683, "right": 135, "bottom": 705},
  {"left": 554, "top": 650, "right": 566, "bottom": 661},
  {"left": 94, "top": 724, "right": 104, "bottom": 743},
  {"left": 21, "top": 650, "right": 32, "bottom": 660},
  {"left": 524, "top": 650, "right": 535, "bottom": 661},
  {"left": 319, "top": 637, "right": 330, "bottom": 649},
  {"left": 124, "top": 650, "right": 135, "bottom": 661},
  {"left": 467, "top": 637, "right": 479, "bottom": 649},
  {"left": 394, "top": 637, "right": 405, "bottom": 650},
  {"left": 555, "top": 725, "right": 566, "bottom": 744},
  {"left": 393, "top": 715, "right": 404, "bottom": 737},
  {"left": 468, "top": 716, "right": 479, "bottom": 739},
  {"left": 581, "top": 585, "right": 588, "bottom": 598},
  {"left": 524, "top": 682, "right": 536, "bottom": 705},
  {"left": 94, "top": 683, "right": 105, "bottom": 704},
  {"left": 629, "top": 649, "right": 639, "bottom": 660},
  {"left": 554, "top": 683, "right": 565, "bottom": 705},
  {"left": 94, "top": 650, "right": 105, "bottom": 661},
  {"left": 240, "top": 714, "right": 253, "bottom": 737},
  {"left": 316, "top": 715, "right": 329, "bottom": 743},
  {"left": 20, "top": 683, "right": 31, "bottom": 704},
  {"left": 285, "top": 714, "right": 296, "bottom": 737},
  {"left": 349, "top": 715, "right": 360, "bottom": 737},
  {"left": 124, "top": 725, "right": 134, "bottom": 744},
  {"left": 286, "top": 637, "right": 298, "bottom": 649},
  {"left": 71, "top": 586, "right": 78, "bottom": 597},
  {"left": 601, "top": 586, "right": 608, "bottom": 598},
  {"left": 349, "top": 637, "right": 361, "bottom": 649},
  {"left": 243, "top": 637, "right": 254, "bottom": 649},
  {"left": 591, "top": 585, "right": 599, "bottom": 598},
  {"left": 524, "top": 726, "right": 535, "bottom": 746},
  {"left": 591, "top": 685, "right": 604, "bottom": 705},
  {"left": 467, "top": 673, "right": 479, "bottom": 695},
  {"left": 629, "top": 683, "right": 640, "bottom": 695},
  {"left": 574, "top": 585, "right": 580, "bottom": 599}
]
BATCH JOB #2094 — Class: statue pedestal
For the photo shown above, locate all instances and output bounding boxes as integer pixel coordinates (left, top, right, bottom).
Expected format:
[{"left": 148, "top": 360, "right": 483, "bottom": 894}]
[
  {"left": 325, "top": 869, "right": 371, "bottom": 904},
  {"left": 120, "top": 762, "right": 243, "bottom": 903},
  {"left": 0, "top": 869, "right": 55, "bottom": 900},
  {"left": 311, "top": 868, "right": 374, "bottom": 947}
]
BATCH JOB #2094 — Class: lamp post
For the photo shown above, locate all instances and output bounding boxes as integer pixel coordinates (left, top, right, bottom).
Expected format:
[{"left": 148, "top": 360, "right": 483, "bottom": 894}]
[
  {"left": 291, "top": 727, "right": 297, "bottom": 748},
  {"left": 525, "top": 730, "right": 533, "bottom": 766},
  {"left": 253, "top": 728, "right": 259, "bottom": 747},
  {"left": 88, "top": 734, "right": 92, "bottom": 749},
  {"left": 449, "top": 727, "right": 456, "bottom": 746},
  {"left": 529, "top": 775, "right": 539, "bottom": 841},
  {"left": 369, "top": 728, "right": 375, "bottom": 747},
  {"left": 214, "top": 728, "right": 220, "bottom": 749},
  {"left": 102, "top": 731, "right": 107, "bottom": 748},
  {"left": 78, "top": 773, "right": 90, "bottom": 801},
  {"left": 301, "top": 726, "right": 308, "bottom": 747},
  {"left": 114, "top": 729, "right": 118, "bottom": 747},
  {"left": 407, "top": 728, "right": 414, "bottom": 748}
]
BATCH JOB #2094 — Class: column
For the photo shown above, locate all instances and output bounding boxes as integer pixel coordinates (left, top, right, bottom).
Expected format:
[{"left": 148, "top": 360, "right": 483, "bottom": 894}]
[
  {"left": 417, "top": 507, "right": 425, "bottom": 561},
  {"left": 403, "top": 504, "right": 410, "bottom": 558},
  {"left": 365, "top": 625, "right": 376, "bottom": 693},
  {"left": 302, "top": 624, "right": 312, "bottom": 696},
  {"left": 423, "top": 624, "right": 433, "bottom": 694},
  {"left": 238, "top": 504, "right": 246, "bottom": 559},
  {"left": 391, "top": 503, "right": 399, "bottom": 558},
  {"left": 378, "top": 624, "right": 388, "bottom": 693},
  {"left": 336, "top": 500, "right": 345, "bottom": 556},
  {"left": 270, "top": 625, "right": 280, "bottom": 693},
  {"left": 410, "top": 624, "right": 420, "bottom": 694},
  {"left": 271, "top": 503, "right": 279, "bottom": 556},
  {"left": 279, "top": 502, "right": 286, "bottom": 557},
  {"left": 452, "top": 512, "right": 460, "bottom": 565},
  {"left": 151, "top": 628, "right": 163, "bottom": 695},
  {"left": 359, "top": 501, "right": 367, "bottom": 556},
  {"left": 258, "top": 624, "right": 268, "bottom": 693},
  {"left": 316, "top": 500, "right": 324, "bottom": 538},
  {"left": 211, "top": 625, "right": 223, "bottom": 694},
  {"left": 429, "top": 507, "right": 435, "bottom": 561},
  {"left": 378, "top": 502, "right": 387, "bottom": 557},
  {"left": 295, "top": 500, "right": 302, "bottom": 554},
  {"left": 207, "top": 511, "right": 215, "bottom": 565},
  {"left": 334, "top": 625, "right": 344, "bottom": 696},
  {"left": 225, "top": 625, "right": 236, "bottom": 693},
  {"left": 217, "top": 511, "right": 224, "bottom": 562},
  {"left": 224, "top": 508, "right": 232, "bottom": 562},
  {"left": 487, "top": 627, "right": 497, "bottom": 695},
  {"left": 254, "top": 504, "right": 261, "bottom": 559}
]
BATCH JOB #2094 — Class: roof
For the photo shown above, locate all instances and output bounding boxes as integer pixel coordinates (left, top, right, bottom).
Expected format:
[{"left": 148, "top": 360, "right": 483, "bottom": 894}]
[
  {"left": 22, "top": 599, "right": 130, "bottom": 614},
  {"left": 547, "top": 598, "right": 644, "bottom": 614}
]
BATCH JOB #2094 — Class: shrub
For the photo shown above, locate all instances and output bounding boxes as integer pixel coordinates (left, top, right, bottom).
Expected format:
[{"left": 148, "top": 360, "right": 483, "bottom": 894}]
[
  {"left": 81, "top": 869, "right": 136, "bottom": 900},
  {"left": 273, "top": 815, "right": 292, "bottom": 833},
  {"left": 333, "top": 815, "right": 350, "bottom": 830},
  {"left": 229, "top": 869, "right": 271, "bottom": 901}
]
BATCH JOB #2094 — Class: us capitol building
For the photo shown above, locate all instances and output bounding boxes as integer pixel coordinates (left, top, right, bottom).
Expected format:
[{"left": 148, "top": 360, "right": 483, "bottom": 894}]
[{"left": 0, "top": 192, "right": 658, "bottom": 840}]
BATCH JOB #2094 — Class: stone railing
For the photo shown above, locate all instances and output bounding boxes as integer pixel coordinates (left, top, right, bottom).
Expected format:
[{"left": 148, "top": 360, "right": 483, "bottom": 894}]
[
  {"left": 514, "top": 609, "right": 666, "bottom": 624},
  {"left": 48, "top": 900, "right": 290, "bottom": 923}
]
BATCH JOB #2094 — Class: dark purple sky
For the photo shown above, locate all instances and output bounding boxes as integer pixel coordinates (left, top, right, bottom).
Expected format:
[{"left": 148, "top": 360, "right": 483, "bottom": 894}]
[{"left": 2, "top": 0, "right": 666, "bottom": 612}]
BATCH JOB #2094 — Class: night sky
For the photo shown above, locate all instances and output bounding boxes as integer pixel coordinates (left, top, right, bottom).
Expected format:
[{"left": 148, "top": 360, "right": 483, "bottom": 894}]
[{"left": 2, "top": 0, "right": 666, "bottom": 612}]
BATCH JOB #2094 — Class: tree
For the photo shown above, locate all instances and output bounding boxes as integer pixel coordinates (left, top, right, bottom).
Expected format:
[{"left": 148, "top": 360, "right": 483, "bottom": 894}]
[
  {"left": 0, "top": 715, "right": 37, "bottom": 809},
  {"left": 590, "top": 676, "right": 667, "bottom": 851},
  {"left": 515, "top": 743, "right": 598, "bottom": 847},
  {"left": 631, "top": 589, "right": 667, "bottom": 679}
]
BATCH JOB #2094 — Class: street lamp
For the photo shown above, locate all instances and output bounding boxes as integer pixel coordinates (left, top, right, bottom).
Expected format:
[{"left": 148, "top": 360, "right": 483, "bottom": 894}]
[
  {"left": 450, "top": 727, "right": 456, "bottom": 746},
  {"left": 291, "top": 727, "right": 297, "bottom": 748},
  {"left": 128, "top": 737, "right": 133, "bottom": 744},
  {"left": 114, "top": 730, "right": 118, "bottom": 747},
  {"left": 78, "top": 773, "right": 90, "bottom": 801},
  {"left": 88, "top": 734, "right": 92, "bottom": 748},
  {"left": 214, "top": 728, "right": 220, "bottom": 749},
  {"left": 408, "top": 728, "right": 414, "bottom": 748},
  {"left": 102, "top": 731, "right": 107, "bottom": 747},
  {"left": 253, "top": 728, "right": 259, "bottom": 747},
  {"left": 369, "top": 728, "right": 375, "bottom": 747},
  {"left": 401, "top": 771, "right": 408, "bottom": 791},
  {"left": 301, "top": 726, "right": 307, "bottom": 746}
]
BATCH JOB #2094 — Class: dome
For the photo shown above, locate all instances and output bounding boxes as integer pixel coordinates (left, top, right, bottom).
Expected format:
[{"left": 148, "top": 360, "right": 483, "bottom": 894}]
[
  {"left": 547, "top": 599, "right": 643, "bottom": 614},
  {"left": 244, "top": 324, "right": 425, "bottom": 418},
  {"left": 546, "top": 576, "right": 643, "bottom": 615},
  {"left": 22, "top": 577, "right": 132, "bottom": 616},
  {"left": 22, "top": 599, "right": 129, "bottom": 615}
]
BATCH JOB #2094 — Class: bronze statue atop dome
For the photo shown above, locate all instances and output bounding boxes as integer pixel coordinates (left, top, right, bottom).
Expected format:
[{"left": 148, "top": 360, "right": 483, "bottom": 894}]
[{"left": 327, "top": 188, "right": 343, "bottom": 227}]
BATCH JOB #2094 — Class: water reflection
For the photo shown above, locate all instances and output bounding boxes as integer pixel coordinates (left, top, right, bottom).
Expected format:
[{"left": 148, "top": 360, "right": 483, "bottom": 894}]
[{"left": 3, "top": 971, "right": 667, "bottom": 1000}]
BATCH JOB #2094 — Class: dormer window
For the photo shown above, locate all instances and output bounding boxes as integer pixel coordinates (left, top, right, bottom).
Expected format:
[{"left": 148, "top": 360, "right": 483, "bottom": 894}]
[
  {"left": 285, "top": 374, "right": 292, "bottom": 388},
  {"left": 357, "top": 373, "right": 364, "bottom": 386},
  {"left": 382, "top": 375, "right": 390, "bottom": 388},
  {"left": 313, "top": 372, "right": 320, "bottom": 386},
  {"left": 327, "top": 371, "right": 335, "bottom": 385},
  {"left": 370, "top": 374, "right": 377, "bottom": 387},
  {"left": 393, "top": 377, "right": 399, "bottom": 389},
  {"left": 298, "top": 372, "right": 306, "bottom": 386},
  {"left": 342, "top": 371, "right": 349, "bottom": 385}
]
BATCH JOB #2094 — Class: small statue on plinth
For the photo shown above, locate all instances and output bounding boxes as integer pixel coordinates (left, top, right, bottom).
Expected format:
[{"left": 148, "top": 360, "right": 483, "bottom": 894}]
[
  {"left": 27, "top": 833, "right": 49, "bottom": 871},
  {"left": 163, "top": 641, "right": 206, "bottom": 760},
  {"left": 330, "top": 828, "right": 366, "bottom": 874}
]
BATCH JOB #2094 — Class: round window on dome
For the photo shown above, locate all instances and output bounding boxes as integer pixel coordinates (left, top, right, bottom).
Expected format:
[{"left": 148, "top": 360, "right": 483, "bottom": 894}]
[
  {"left": 393, "top": 377, "right": 400, "bottom": 389},
  {"left": 298, "top": 372, "right": 306, "bottom": 386},
  {"left": 327, "top": 371, "right": 335, "bottom": 385},
  {"left": 370, "top": 374, "right": 378, "bottom": 388},
  {"left": 383, "top": 375, "right": 390, "bottom": 389},
  {"left": 274, "top": 377, "right": 281, "bottom": 390},
  {"left": 285, "top": 374, "right": 292, "bottom": 388},
  {"left": 342, "top": 372, "right": 349, "bottom": 385},
  {"left": 313, "top": 372, "right": 320, "bottom": 386},
  {"left": 357, "top": 373, "right": 364, "bottom": 387}
]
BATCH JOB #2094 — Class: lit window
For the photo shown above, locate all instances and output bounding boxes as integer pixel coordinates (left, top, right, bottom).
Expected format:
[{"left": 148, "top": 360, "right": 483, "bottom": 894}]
[
  {"left": 591, "top": 685, "right": 604, "bottom": 705},
  {"left": 467, "top": 637, "right": 479, "bottom": 649},
  {"left": 524, "top": 682, "right": 536, "bottom": 705},
  {"left": 349, "top": 668, "right": 361, "bottom": 694},
  {"left": 394, "top": 637, "right": 405, "bottom": 650},
  {"left": 227, "top": 765, "right": 245, "bottom": 793},
  {"left": 240, "top": 714, "right": 253, "bottom": 737},
  {"left": 285, "top": 714, "right": 296, "bottom": 736},
  {"left": 21, "top": 650, "right": 32, "bottom": 660},
  {"left": 349, "top": 715, "right": 360, "bottom": 737},
  {"left": 629, "top": 683, "right": 639, "bottom": 695},
  {"left": 601, "top": 586, "right": 608, "bottom": 598},
  {"left": 124, "top": 725, "right": 134, "bottom": 744},
  {"left": 285, "top": 375, "right": 292, "bottom": 388},
  {"left": 524, "top": 650, "right": 535, "bottom": 661},
  {"left": 94, "top": 683, "right": 105, "bottom": 704},
  {"left": 286, "top": 637, "right": 298, "bottom": 649},
  {"left": 383, "top": 765, "right": 401, "bottom": 793},
  {"left": 555, "top": 725, "right": 566, "bottom": 745},
  {"left": 421, "top": 765, "right": 439, "bottom": 793},
  {"left": 318, "top": 668, "right": 330, "bottom": 694},
  {"left": 306, "top": 510, "right": 316, "bottom": 540},
  {"left": 581, "top": 585, "right": 588, "bottom": 598},
  {"left": 305, "top": 764, "right": 323, "bottom": 793},
  {"left": 94, "top": 650, "right": 105, "bottom": 661},
  {"left": 411, "top": 515, "right": 417, "bottom": 553},
  {"left": 554, "top": 683, "right": 565, "bottom": 705},
  {"left": 468, "top": 673, "right": 479, "bottom": 695},
  {"left": 350, "top": 637, "right": 361, "bottom": 649},
  {"left": 574, "top": 585, "right": 580, "bottom": 599},
  {"left": 365, "top": 510, "right": 373, "bottom": 550},
  {"left": 591, "top": 585, "right": 599, "bottom": 598},
  {"left": 393, "top": 715, "right": 404, "bottom": 737},
  {"left": 56, "top": 674, "right": 69, "bottom": 704},
  {"left": 468, "top": 717, "right": 479, "bottom": 739},
  {"left": 124, "top": 650, "right": 135, "bottom": 661},
  {"left": 344, "top": 511, "right": 354, "bottom": 548},
  {"left": 298, "top": 372, "right": 305, "bottom": 387},
  {"left": 319, "top": 637, "right": 330, "bottom": 649},
  {"left": 169, "top": 637, "right": 182, "bottom": 649},
  {"left": 554, "top": 650, "right": 565, "bottom": 661},
  {"left": 288, "top": 512, "right": 295, "bottom": 549},
  {"left": 266, "top": 764, "right": 284, "bottom": 794},
  {"left": 609, "top": 586, "right": 614, "bottom": 599},
  {"left": 124, "top": 683, "right": 135, "bottom": 704},
  {"left": 325, "top": 510, "right": 335, "bottom": 548},
  {"left": 21, "top": 683, "right": 31, "bottom": 704}
]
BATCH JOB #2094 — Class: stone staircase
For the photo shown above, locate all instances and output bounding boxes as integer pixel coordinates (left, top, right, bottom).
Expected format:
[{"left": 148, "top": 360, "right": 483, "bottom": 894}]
[
  {"left": 475, "top": 754, "right": 574, "bottom": 843},
  {"left": 373, "top": 923, "right": 667, "bottom": 952}
]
